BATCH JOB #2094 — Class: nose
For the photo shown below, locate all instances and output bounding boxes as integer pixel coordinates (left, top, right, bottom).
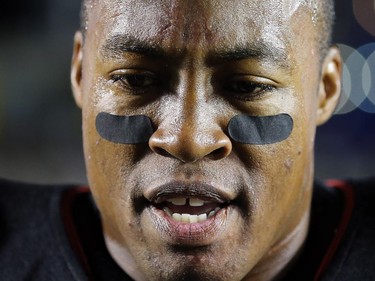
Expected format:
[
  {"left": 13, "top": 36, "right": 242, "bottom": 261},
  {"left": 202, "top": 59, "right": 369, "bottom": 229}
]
[
  {"left": 149, "top": 123, "right": 232, "bottom": 163},
  {"left": 149, "top": 66, "right": 232, "bottom": 163}
]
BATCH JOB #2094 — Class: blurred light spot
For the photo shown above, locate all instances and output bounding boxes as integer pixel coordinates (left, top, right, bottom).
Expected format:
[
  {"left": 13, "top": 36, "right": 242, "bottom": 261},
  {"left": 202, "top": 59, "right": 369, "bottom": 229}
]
[
  {"left": 361, "top": 44, "right": 375, "bottom": 113},
  {"left": 335, "top": 44, "right": 354, "bottom": 114},
  {"left": 353, "top": 0, "right": 375, "bottom": 36},
  {"left": 335, "top": 56, "right": 355, "bottom": 114},
  {"left": 336, "top": 44, "right": 366, "bottom": 114},
  {"left": 335, "top": 43, "right": 375, "bottom": 115}
]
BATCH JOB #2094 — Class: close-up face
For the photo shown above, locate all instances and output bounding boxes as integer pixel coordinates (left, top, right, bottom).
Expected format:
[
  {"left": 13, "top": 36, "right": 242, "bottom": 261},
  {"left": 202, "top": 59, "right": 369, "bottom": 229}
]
[{"left": 71, "top": 0, "right": 341, "bottom": 280}]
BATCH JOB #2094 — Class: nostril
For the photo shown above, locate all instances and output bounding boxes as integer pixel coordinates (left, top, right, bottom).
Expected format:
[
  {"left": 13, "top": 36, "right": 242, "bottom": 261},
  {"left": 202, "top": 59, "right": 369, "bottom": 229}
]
[
  {"left": 152, "top": 147, "right": 173, "bottom": 158},
  {"left": 148, "top": 130, "right": 171, "bottom": 156},
  {"left": 208, "top": 142, "right": 232, "bottom": 161},
  {"left": 149, "top": 128, "right": 232, "bottom": 162},
  {"left": 215, "top": 147, "right": 229, "bottom": 159}
]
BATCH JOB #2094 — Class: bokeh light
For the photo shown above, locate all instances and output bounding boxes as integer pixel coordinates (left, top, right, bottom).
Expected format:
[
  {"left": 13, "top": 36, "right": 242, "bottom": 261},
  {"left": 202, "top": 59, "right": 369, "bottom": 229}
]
[
  {"left": 353, "top": 0, "right": 375, "bottom": 36},
  {"left": 335, "top": 43, "right": 375, "bottom": 114}
]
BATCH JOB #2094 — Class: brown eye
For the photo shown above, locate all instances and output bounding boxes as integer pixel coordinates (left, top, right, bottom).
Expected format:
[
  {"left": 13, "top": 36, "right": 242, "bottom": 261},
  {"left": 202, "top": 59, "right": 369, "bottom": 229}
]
[
  {"left": 225, "top": 80, "right": 272, "bottom": 94},
  {"left": 223, "top": 79, "right": 275, "bottom": 101},
  {"left": 112, "top": 73, "right": 159, "bottom": 89}
]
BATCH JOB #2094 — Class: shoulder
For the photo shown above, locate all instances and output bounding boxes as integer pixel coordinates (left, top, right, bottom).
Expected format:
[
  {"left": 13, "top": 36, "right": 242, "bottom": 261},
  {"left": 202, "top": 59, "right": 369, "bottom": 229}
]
[
  {"left": 0, "top": 177, "right": 66, "bottom": 210},
  {"left": 0, "top": 178, "right": 75, "bottom": 230},
  {"left": 0, "top": 178, "right": 88, "bottom": 281},
  {"left": 321, "top": 178, "right": 375, "bottom": 281}
]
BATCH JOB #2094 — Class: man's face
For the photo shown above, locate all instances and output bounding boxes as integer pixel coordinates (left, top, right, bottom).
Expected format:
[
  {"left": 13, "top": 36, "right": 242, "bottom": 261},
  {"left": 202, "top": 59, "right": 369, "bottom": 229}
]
[{"left": 72, "top": 0, "right": 341, "bottom": 280}]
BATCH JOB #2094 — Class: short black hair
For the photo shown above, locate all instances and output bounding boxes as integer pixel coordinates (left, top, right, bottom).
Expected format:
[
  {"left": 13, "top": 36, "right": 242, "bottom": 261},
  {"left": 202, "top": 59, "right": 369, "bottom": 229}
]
[
  {"left": 311, "top": 0, "right": 336, "bottom": 56},
  {"left": 79, "top": 0, "right": 335, "bottom": 57},
  {"left": 79, "top": 0, "right": 91, "bottom": 35}
]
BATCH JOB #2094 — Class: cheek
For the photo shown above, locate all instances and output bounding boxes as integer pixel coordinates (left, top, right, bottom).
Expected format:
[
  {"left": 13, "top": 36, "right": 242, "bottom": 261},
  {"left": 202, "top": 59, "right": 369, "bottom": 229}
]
[
  {"left": 233, "top": 115, "right": 314, "bottom": 227},
  {"left": 268, "top": 125, "right": 314, "bottom": 224},
  {"left": 81, "top": 108, "right": 145, "bottom": 208},
  {"left": 82, "top": 129, "right": 148, "bottom": 242},
  {"left": 83, "top": 130, "right": 146, "bottom": 191}
]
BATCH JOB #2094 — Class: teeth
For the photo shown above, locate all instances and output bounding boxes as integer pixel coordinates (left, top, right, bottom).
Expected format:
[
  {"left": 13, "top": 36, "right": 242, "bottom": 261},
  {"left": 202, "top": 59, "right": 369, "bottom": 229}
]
[
  {"left": 165, "top": 208, "right": 220, "bottom": 224},
  {"left": 189, "top": 215, "right": 198, "bottom": 223},
  {"left": 198, "top": 213, "right": 208, "bottom": 222},
  {"left": 208, "top": 207, "right": 221, "bottom": 218},
  {"left": 163, "top": 207, "right": 172, "bottom": 217},
  {"left": 163, "top": 197, "right": 211, "bottom": 207},
  {"left": 189, "top": 198, "right": 205, "bottom": 207},
  {"left": 181, "top": 214, "right": 190, "bottom": 223},
  {"left": 172, "top": 213, "right": 182, "bottom": 221},
  {"left": 167, "top": 197, "right": 187, "bottom": 206}
]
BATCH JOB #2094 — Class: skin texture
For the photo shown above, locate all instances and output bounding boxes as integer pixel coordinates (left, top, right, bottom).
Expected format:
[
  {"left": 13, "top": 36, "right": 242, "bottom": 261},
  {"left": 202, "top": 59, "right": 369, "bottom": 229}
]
[{"left": 71, "top": 0, "right": 342, "bottom": 280}]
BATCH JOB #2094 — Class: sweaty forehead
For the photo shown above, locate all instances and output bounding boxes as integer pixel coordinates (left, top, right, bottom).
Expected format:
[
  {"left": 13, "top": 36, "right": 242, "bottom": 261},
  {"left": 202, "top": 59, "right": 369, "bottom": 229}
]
[{"left": 88, "top": 0, "right": 312, "bottom": 57}]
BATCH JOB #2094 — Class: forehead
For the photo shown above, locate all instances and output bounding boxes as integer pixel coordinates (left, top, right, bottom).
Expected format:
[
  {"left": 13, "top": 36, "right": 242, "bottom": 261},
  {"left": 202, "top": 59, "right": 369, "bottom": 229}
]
[{"left": 87, "top": 0, "right": 314, "bottom": 54}]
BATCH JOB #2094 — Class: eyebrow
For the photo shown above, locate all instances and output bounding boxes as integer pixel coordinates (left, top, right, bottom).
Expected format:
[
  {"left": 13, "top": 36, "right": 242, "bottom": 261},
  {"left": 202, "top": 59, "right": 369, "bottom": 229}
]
[
  {"left": 100, "top": 34, "right": 167, "bottom": 60},
  {"left": 208, "top": 42, "right": 292, "bottom": 70},
  {"left": 101, "top": 34, "right": 292, "bottom": 70}
]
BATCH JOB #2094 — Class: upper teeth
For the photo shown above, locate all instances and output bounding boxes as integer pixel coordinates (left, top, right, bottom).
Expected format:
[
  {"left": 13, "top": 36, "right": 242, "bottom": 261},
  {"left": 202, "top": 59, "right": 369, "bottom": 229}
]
[
  {"left": 166, "top": 197, "right": 186, "bottom": 206},
  {"left": 189, "top": 198, "right": 205, "bottom": 206},
  {"left": 163, "top": 207, "right": 221, "bottom": 224},
  {"left": 166, "top": 198, "right": 205, "bottom": 206}
]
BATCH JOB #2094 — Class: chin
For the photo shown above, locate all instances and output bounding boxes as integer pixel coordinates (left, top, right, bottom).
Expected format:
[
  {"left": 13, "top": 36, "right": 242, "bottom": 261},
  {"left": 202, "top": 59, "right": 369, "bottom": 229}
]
[
  {"left": 143, "top": 264, "right": 244, "bottom": 281},
  {"left": 134, "top": 244, "right": 251, "bottom": 281}
]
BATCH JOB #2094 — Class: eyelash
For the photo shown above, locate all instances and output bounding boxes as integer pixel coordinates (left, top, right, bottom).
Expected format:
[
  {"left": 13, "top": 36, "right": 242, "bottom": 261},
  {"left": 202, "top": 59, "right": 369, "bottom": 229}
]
[
  {"left": 110, "top": 72, "right": 276, "bottom": 101},
  {"left": 110, "top": 72, "right": 160, "bottom": 95},
  {"left": 223, "top": 80, "right": 276, "bottom": 101}
]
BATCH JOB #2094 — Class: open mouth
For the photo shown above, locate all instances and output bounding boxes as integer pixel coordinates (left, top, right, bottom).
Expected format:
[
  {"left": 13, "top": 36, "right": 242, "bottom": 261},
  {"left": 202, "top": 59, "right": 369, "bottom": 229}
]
[
  {"left": 144, "top": 182, "right": 234, "bottom": 225},
  {"left": 143, "top": 182, "right": 237, "bottom": 244},
  {"left": 154, "top": 197, "right": 228, "bottom": 224}
]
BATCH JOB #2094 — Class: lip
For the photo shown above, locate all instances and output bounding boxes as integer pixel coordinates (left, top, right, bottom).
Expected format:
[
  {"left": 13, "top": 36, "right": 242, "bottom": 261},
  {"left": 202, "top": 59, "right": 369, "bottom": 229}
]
[
  {"left": 143, "top": 181, "right": 237, "bottom": 246},
  {"left": 144, "top": 181, "right": 235, "bottom": 203}
]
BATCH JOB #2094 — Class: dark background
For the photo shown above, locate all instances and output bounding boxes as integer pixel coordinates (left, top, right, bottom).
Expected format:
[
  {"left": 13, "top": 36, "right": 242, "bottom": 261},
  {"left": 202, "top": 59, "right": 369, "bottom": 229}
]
[{"left": 0, "top": 0, "right": 374, "bottom": 184}]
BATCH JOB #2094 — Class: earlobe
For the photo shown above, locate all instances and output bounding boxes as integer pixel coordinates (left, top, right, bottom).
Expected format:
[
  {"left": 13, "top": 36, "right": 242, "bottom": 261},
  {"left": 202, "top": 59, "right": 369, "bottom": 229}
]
[
  {"left": 316, "top": 46, "right": 343, "bottom": 125},
  {"left": 71, "top": 31, "right": 84, "bottom": 109}
]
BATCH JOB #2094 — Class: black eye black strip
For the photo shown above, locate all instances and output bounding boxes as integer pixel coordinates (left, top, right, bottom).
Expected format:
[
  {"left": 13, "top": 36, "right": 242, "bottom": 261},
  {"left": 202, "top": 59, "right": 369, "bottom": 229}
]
[
  {"left": 95, "top": 112, "right": 154, "bottom": 144},
  {"left": 227, "top": 114, "right": 293, "bottom": 144},
  {"left": 96, "top": 112, "right": 293, "bottom": 145}
]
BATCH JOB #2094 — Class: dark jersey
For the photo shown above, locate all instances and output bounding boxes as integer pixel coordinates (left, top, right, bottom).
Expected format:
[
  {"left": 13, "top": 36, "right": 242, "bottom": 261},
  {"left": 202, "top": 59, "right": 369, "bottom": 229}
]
[{"left": 0, "top": 178, "right": 374, "bottom": 281}]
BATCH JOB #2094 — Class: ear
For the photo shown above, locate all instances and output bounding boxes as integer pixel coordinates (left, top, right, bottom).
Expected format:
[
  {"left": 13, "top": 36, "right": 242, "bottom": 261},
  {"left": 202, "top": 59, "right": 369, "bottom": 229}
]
[
  {"left": 316, "top": 46, "right": 343, "bottom": 125},
  {"left": 71, "top": 31, "right": 84, "bottom": 109}
]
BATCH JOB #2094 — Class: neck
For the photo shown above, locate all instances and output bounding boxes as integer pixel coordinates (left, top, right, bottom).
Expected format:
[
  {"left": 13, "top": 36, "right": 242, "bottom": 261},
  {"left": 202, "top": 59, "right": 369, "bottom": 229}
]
[
  {"left": 105, "top": 237, "right": 148, "bottom": 281},
  {"left": 244, "top": 209, "right": 311, "bottom": 281}
]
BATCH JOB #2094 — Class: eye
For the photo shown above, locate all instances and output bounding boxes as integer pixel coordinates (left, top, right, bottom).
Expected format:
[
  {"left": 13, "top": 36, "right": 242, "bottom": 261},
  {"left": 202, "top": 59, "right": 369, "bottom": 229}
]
[
  {"left": 223, "top": 78, "right": 275, "bottom": 101},
  {"left": 110, "top": 71, "right": 160, "bottom": 94}
]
